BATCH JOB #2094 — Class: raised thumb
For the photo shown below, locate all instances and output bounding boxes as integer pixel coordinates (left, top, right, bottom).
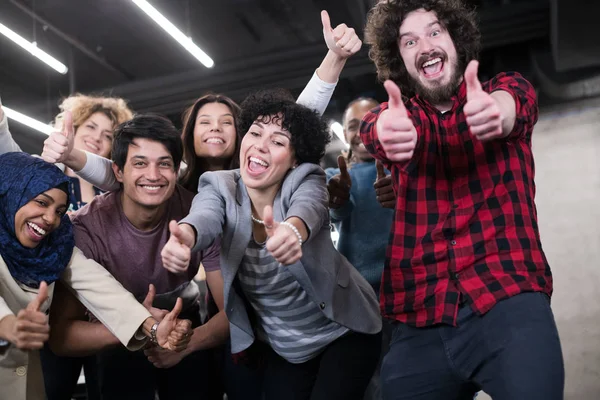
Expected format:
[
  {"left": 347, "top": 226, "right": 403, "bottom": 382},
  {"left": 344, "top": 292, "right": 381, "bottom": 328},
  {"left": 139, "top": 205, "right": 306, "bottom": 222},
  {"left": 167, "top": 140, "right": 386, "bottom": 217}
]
[
  {"left": 28, "top": 281, "right": 48, "bottom": 312},
  {"left": 464, "top": 60, "right": 482, "bottom": 98},
  {"left": 337, "top": 155, "right": 350, "bottom": 181},
  {"left": 320, "top": 10, "right": 332, "bottom": 32},
  {"left": 169, "top": 220, "right": 184, "bottom": 241},
  {"left": 376, "top": 160, "right": 386, "bottom": 179},
  {"left": 166, "top": 297, "right": 183, "bottom": 321},
  {"left": 142, "top": 284, "right": 156, "bottom": 309},
  {"left": 62, "top": 110, "right": 74, "bottom": 138},
  {"left": 383, "top": 80, "right": 406, "bottom": 115},
  {"left": 263, "top": 205, "right": 276, "bottom": 232}
]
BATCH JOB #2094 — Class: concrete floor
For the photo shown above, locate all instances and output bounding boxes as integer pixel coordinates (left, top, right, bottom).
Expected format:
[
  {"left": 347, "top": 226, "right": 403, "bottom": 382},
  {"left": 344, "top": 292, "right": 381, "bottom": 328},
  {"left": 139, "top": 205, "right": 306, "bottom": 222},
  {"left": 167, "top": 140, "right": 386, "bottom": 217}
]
[{"left": 479, "top": 96, "right": 600, "bottom": 399}]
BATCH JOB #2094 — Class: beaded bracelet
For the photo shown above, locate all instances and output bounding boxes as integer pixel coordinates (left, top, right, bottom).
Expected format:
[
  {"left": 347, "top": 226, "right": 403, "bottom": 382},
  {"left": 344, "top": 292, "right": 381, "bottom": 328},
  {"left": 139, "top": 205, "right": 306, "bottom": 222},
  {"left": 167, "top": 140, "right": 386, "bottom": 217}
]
[{"left": 281, "top": 221, "right": 303, "bottom": 245}]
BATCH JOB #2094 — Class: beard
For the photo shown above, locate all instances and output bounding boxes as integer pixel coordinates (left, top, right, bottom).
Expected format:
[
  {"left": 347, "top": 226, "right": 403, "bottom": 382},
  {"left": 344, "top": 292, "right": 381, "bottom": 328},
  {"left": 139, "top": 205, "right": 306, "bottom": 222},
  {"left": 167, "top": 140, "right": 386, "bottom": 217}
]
[{"left": 411, "top": 52, "right": 463, "bottom": 104}]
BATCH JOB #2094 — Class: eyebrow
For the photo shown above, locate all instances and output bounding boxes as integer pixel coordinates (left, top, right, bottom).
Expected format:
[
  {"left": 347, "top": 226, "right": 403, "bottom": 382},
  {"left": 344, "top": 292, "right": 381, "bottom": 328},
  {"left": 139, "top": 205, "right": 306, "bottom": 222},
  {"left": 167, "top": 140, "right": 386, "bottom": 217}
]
[
  {"left": 198, "top": 113, "right": 234, "bottom": 118},
  {"left": 38, "top": 193, "right": 68, "bottom": 209},
  {"left": 39, "top": 193, "right": 55, "bottom": 203},
  {"left": 130, "top": 155, "right": 174, "bottom": 162},
  {"left": 252, "top": 122, "right": 291, "bottom": 138},
  {"left": 399, "top": 20, "right": 441, "bottom": 39}
]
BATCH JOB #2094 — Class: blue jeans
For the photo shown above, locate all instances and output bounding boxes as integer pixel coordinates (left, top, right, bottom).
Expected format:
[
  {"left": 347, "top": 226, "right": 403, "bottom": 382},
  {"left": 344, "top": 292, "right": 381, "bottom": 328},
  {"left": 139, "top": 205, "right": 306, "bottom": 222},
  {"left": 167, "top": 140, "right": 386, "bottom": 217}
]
[{"left": 382, "top": 292, "right": 564, "bottom": 400}]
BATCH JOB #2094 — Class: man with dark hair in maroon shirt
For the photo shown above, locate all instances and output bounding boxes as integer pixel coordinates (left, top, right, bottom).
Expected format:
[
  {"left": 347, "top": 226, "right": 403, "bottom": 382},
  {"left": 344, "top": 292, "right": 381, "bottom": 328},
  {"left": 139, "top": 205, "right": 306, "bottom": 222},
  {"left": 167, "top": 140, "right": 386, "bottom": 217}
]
[{"left": 361, "top": 1, "right": 564, "bottom": 400}]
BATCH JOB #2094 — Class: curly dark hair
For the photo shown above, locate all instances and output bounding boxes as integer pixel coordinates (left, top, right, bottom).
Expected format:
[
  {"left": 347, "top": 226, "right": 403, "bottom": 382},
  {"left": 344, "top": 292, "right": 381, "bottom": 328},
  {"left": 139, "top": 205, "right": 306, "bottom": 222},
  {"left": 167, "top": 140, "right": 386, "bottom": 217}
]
[
  {"left": 364, "top": 0, "right": 480, "bottom": 96},
  {"left": 239, "top": 89, "right": 330, "bottom": 165},
  {"left": 179, "top": 94, "right": 242, "bottom": 192}
]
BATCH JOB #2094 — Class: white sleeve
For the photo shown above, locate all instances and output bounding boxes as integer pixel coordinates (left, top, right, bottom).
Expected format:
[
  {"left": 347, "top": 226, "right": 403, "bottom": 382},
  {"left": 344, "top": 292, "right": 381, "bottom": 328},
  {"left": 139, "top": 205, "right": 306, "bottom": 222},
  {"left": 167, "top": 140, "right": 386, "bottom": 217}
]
[
  {"left": 0, "top": 113, "right": 22, "bottom": 155},
  {"left": 76, "top": 151, "right": 120, "bottom": 192},
  {"left": 296, "top": 71, "right": 337, "bottom": 117}
]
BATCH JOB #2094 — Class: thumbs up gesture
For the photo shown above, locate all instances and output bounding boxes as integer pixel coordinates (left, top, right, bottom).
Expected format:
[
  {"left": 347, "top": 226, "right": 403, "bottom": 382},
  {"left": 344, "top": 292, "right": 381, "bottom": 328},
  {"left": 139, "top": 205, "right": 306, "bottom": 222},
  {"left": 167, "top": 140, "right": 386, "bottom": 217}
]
[
  {"left": 142, "top": 284, "right": 169, "bottom": 322},
  {"left": 327, "top": 155, "right": 352, "bottom": 209},
  {"left": 0, "top": 282, "right": 51, "bottom": 350},
  {"left": 321, "top": 10, "right": 362, "bottom": 59},
  {"left": 463, "top": 60, "right": 504, "bottom": 141},
  {"left": 262, "top": 206, "right": 303, "bottom": 266},
  {"left": 376, "top": 80, "right": 417, "bottom": 163},
  {"left": 161, "top": 221, "right": 195, "bottom": 275},
  {"left": 373, "top": 160, "right": 396, "bottom": 209},
  {"left": 155, "top": 297, "right": 193, "bottom": 352},
  {"left": 42, "top": 111, "right": 76, "bottom": 164}
]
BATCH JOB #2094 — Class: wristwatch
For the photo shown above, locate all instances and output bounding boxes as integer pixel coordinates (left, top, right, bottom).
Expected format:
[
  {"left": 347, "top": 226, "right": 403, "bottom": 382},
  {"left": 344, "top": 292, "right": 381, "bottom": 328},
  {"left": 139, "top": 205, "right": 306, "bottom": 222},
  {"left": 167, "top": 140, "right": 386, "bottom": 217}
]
[{"left": 150, "top": 322, "right": 159, "bottom": 345}]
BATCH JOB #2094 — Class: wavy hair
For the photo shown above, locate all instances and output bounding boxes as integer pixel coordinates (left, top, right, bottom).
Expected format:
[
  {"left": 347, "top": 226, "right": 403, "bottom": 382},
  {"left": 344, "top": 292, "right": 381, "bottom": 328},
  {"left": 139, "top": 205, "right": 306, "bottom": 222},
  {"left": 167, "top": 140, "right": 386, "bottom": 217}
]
[{"left": 53, "top": 94, "right": 133, "bottom": 132}]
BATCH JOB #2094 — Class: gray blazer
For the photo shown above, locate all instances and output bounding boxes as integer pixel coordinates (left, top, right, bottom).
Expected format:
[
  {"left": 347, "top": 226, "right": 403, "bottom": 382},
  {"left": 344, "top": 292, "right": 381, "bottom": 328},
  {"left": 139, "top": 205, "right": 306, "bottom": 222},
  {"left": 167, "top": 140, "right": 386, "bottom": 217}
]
[{"left": 181, "top": 163, "right": 382, "bottom": 354}]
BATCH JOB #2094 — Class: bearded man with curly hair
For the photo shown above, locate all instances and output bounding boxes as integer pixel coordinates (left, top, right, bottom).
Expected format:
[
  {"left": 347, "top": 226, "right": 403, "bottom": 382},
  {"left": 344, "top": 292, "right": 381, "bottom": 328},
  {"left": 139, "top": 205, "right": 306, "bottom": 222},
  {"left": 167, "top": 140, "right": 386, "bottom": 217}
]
[{"left": 360, "top": 1, "right": 564, "bottom": 399}]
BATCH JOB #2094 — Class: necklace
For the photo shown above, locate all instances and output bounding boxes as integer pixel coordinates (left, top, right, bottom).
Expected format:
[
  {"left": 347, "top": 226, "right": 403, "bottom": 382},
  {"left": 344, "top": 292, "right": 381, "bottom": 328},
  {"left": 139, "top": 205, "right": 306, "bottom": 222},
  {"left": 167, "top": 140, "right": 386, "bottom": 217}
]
[{"left": 251, "top": 214, "right": 264, "bottom": 225}]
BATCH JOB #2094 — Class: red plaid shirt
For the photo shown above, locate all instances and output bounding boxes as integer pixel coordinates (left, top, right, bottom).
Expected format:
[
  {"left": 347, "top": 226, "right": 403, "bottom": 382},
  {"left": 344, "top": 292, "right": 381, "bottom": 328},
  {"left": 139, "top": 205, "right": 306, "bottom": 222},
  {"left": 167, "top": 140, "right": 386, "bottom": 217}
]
[{"left": 360, "top": 72, "right": 552, "bottom": 327}]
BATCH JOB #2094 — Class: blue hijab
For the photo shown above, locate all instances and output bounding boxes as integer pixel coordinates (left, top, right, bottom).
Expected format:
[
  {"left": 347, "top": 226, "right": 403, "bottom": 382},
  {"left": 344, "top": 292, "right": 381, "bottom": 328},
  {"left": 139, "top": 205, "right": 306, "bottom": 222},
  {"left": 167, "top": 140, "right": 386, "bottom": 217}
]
[{"left": 0, "top": 152, "right": 75, "bottom": 287}]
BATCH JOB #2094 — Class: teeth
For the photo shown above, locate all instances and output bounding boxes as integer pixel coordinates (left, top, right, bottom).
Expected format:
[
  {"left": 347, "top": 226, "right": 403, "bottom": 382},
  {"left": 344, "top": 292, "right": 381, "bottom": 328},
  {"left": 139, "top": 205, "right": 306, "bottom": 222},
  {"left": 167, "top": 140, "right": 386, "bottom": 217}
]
[
  {"left": 86, "top": 142, "right": 99, "bottom": 151},
  {"left": 206, "top": 138, "right": 224, "bottom": 144},
  {"left": 422, "top": 57, "right": 442, "bottom": 68},
  {"left": 142, "top": 186, "right": 161, "bottom": 190},
  {"left": 249, "top": 157, "right": 268, "bottom": 167},
  {"left": 28, "top": 222, "right": 46, "bottom": 236}
]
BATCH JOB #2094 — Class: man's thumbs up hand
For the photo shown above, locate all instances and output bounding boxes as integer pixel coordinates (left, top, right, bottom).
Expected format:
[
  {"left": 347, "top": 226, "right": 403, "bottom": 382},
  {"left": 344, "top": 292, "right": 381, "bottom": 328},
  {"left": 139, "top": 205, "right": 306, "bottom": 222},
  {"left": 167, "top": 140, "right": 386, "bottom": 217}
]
[
  {"left": 463, "top": 60, "right": 504, "bottom": 142},
  {"left": 376, "top": 80, "right": 417, "bottom": 163},
  {"left": 373, "top": 161, "right": 396, "bottom": 209},
  {"left": 328, "top": 155, "right": 352, "bottom": 209}
]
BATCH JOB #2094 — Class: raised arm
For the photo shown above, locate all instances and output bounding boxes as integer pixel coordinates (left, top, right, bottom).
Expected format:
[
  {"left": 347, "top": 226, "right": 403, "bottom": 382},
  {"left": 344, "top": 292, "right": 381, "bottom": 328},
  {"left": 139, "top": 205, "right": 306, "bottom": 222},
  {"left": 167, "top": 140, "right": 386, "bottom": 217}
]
[
  {"left": 0, "top": 104, "right": 23, "bottom": 154},
  {"left": 41, "top": 111, "right": 119, "bottom": 191},
  {"left": 296, "top": 10, "right": 362, "bottom": 116}
]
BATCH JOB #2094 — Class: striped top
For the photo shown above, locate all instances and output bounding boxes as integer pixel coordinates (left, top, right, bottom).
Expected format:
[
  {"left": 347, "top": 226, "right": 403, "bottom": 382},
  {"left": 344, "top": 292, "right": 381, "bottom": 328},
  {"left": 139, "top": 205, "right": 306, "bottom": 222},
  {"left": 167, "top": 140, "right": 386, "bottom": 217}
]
[{"left": 238, "top": 238, "right": 349, "bottom": 364}]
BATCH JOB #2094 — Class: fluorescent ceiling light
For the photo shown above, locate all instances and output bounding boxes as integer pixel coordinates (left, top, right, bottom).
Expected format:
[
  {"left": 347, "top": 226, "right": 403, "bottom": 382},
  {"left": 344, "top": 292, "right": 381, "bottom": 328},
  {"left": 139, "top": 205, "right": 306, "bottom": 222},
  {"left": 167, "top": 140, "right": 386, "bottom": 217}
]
[
  {"left": 330, "top": 121, "right": 348, "bottom": 147},
  {"left": 3, "top": 106, "right": 53, "bottom": 135},
  {"left": 131, "top": 0, "right": 214, "bottom": 68},
  {"left": 0, "top": 22, "right": 68, "bottom": 74}
]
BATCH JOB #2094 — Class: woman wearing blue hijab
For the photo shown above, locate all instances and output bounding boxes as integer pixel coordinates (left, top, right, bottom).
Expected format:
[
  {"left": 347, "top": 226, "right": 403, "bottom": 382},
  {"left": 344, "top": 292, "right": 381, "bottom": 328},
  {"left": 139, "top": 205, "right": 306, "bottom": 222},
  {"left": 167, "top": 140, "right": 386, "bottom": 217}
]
[{"left": 0, "top": 152, "right": 193, "bottom": 400}]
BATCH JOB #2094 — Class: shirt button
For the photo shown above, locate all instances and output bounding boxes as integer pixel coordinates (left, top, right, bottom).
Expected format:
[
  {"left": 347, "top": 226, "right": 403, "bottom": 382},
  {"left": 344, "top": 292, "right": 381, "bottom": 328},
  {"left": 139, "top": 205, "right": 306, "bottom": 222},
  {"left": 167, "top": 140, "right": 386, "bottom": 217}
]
[
  {"left": 16, "top": 366, "right": 26, "bottom": 376},
  {"left": 319, "top": 302, "right": 326, "bottom": 310},
  {"left": 450, "top": 240, "right": 457, "bottom": 246}
]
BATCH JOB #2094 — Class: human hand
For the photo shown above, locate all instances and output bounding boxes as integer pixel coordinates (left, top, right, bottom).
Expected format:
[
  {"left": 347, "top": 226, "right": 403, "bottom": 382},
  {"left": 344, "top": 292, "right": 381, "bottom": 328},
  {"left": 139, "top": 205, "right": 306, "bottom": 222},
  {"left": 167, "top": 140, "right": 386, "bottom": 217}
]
[
  {"left": 263, "top": 206, "right": 303, "bottom": 265},
  {"left": 374, "top": 160, "right": 395, "bottom": 208},
  {"left": 144, "top": 345, "right": 189, "bottom": 368},
  {"left": 4, "top": 282, "right": 50, "bottom": 350},
  {"left": 155, "top": 298, "right": 192, "bottom": 352},
  {"left": 328, "top": 155, "right": 351, "bottom": 209},
  {"left": 142, "top": 284, "right": 169, "bottom": 322},
  {"left": 464, "top": 60, "right": 504, "bottom": 142},
  {"left": 42, "top": 111, "right": 75, "bottom": 164},
  {"left": 321, "top": 10, "right": 362, "bottom": 59},
  {"left": 161, "top": 221, "right": 195, "bottom": 275},
  {"left": 376, "top": 81, "right": 417, "bottom": 162}
]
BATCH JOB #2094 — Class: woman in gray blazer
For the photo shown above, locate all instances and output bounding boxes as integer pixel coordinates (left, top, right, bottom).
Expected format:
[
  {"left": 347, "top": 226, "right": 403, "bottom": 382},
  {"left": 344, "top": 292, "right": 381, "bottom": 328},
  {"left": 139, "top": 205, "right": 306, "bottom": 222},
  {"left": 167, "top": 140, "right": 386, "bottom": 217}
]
[{"left": 162, "top": 90, "right": 383, "bottom": 400}]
